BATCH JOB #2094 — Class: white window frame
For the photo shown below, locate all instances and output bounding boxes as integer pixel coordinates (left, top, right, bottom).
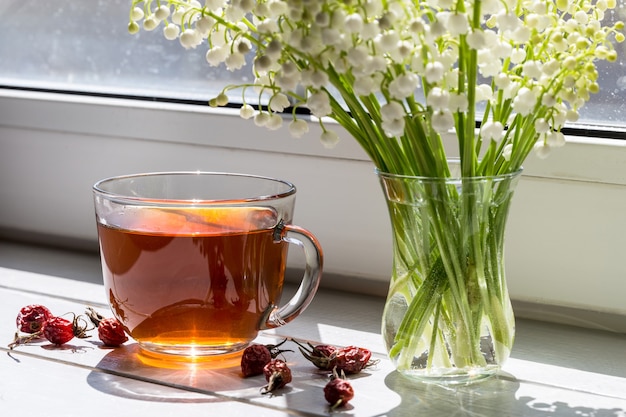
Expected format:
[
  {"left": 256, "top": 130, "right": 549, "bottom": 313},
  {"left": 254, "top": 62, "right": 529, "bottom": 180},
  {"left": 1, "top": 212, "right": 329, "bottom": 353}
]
[{"left": 1, "top": 88, "right": 625, "bottom": 331}]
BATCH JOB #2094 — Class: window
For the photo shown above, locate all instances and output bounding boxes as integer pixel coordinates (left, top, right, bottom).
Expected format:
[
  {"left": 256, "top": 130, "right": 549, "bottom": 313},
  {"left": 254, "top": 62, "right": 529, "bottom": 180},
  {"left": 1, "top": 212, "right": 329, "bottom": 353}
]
[
  {"left": 1, "top": 0, "right": 626, "bottom": 131},
  {"left": 1, "top": 0, "right": 626, "bottom": 325}
]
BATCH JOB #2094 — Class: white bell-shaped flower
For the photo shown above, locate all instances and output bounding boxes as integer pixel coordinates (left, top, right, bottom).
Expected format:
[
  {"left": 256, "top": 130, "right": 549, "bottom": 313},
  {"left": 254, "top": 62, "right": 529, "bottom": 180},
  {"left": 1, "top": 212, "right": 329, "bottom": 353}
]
[
  {"left": 389, "top": 73, "right": 420, "bottom": 99},
  {"left": 320, "top": 130, "right": 340, "bottom": 148},
  {"left": 426, "top": 87, "right": 449, "bottom": 110},
  {"left": 534, "top": 118, "right": 550, "bottom": 133},
  {"left": 240, "top": 104, "right": 255, "bottom": 119},
  {"left": 275, "top": 73, "right": 300, "bottom": 91},
  {"left": 270, "top": 93, "right": 291, "bottom": 112},
  {"left": 345, "top": 13, "right": 364, "bottom": 33},
  {"left": 206, "top": 46, "right": 228, "bottom": 66},
  {"left": 522, "top": 60, "right": 542, "bottom": 79},
  {"left": 431, "top": 110, "right": 455, "bottom": 132},
  {"left": 534, "top": 141, "right": 552, "bottom": 159},
  {"left": 502, "top": 143, "right": 514, "bottom": 160},
  {"left": 480, "top": 121, "right": 505, "bottom": 142},
  {"left": 449, "top": 93, "right": 468, "bottom": 112},
  {"left": 546, "top": 131, "right": 566, "bottom": 147},
  {"left": 180, "top": 28, "right": 202, "bottom": 49},
  {"left": 307, "top": 91, "right": 332, "bottom": 117},
  {"left": 475, "top": 84, "right": 494, "bottom": 102},
  {"left": 225, "top": 52, "right": 246, "bottom": 71},
  {"left": 425, "top": 61, "right": 445, "bottom": 84},
  {"left": 257, "top": 19, "right": 279, "bottom": 34},
  {"left": 448, "top": 13, "right": 470, "bottom": 36},
  {"left": 467, "top": 30, "right": 486, "bottom": 49},
  {"left": 289, "top": 119, "right": 309, "bottom": 138},
  {"left": 130, "top": 7, "right": 144, "bottom": 21},
  {"left": 512, "top": 87, "right": 537, "bottom": 115},
  {"left": 155, "top": 5, "right": 171, "bottom": 20},
  {"left": 380, "top": 101, "right": 406, "bottom": 136},
  {"left": 380, "top": 101, "right": 405, "bottom": 122},
  {"left": 354, "top": 76, "right": 378, "bottom": 96},
  {"left": 163, "top": 24, "right": 180, "bottom": 41},
  {"left": 143, "top": 16, "right": 159, "bottom": 31},
  {"left": 382, "top": 118, "right": 406, "bottom": 137},
  {"left": 254, "top": 112, "right": 270, "bottom": 127},
  {"left": 266, "top": 113, "right": 284, "bottom": 130}
]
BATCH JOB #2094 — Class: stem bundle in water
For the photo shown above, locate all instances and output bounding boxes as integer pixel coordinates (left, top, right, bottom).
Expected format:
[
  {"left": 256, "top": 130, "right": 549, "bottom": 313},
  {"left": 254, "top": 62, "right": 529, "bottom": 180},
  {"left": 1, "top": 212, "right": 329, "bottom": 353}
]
[{"left": 378, "top": 167, "right": 521, "bottom": 384}]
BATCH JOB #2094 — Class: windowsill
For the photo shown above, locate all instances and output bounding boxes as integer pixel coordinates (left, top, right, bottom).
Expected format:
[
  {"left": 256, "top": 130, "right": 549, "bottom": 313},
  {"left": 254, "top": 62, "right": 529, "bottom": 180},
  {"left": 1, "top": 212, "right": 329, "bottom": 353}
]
[{"left": 1, "top": 239, "right": 625, "bottom": 416}]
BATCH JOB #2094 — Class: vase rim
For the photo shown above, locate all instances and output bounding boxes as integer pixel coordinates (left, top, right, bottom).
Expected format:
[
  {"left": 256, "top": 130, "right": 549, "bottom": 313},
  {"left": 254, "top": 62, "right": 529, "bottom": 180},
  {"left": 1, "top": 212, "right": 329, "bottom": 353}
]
[{"left": 375, "top": 165, "right": 523, "bottom": 182}]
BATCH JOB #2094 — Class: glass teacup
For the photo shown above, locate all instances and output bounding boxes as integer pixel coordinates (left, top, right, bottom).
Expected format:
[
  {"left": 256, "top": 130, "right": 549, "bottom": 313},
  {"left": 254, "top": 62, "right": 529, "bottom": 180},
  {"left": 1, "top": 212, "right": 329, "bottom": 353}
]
[{"left": 93, "top": 172, "right": 323, "bottom": 358}]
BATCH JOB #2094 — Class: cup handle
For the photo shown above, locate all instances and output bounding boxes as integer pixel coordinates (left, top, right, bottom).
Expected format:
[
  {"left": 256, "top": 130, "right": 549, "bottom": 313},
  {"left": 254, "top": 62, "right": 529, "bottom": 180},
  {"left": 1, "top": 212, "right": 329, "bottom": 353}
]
[{"left": 260, "top": 220, "right": 323, "bottom": 329}]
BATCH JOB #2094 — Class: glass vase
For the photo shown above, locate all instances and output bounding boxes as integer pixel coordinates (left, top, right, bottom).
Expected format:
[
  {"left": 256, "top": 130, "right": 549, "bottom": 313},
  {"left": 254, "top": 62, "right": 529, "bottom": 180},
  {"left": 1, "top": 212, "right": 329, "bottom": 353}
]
[{"left": 378, "top": 165, "right": 522, "bottom": 384}]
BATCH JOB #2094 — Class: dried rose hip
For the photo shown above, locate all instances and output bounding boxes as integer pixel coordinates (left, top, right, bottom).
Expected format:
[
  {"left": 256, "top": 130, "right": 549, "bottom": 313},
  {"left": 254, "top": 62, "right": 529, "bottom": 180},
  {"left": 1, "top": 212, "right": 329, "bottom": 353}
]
[
  {"left": 295, "top": 339, "right": 376, "bottom": 374},
  {"left": 293, "top": 340, "right": 337, "bottom": 370},
  {"left": 42, "top": 314, "right": 91, "bottom": 345},
  {"left": 241, "top": 344, "right": 272, "bottom": 377},
  {"left": 241, "top": 339, "right": 291, "bottom": 377},
  {"left": 85, "top": 307, "right": 127, "bottom": 347},
  {"left": 16, "top": 304, "right": 53, "bottom": 333},
  {"left": 262, "top": 359, "right": 292, "bottom": 393},
  {"left": 307, "top": 344, "right": 338, "bottom": 370},
  {"left": 314, "top": 344, "right": 338, "bottom": 358},
  {"left": 43, "top": 316, "right": 75, "bottom": 345},
  {"left": 324, "top": 370, "right": 354, "bottom": 409},
  {"left": 97, "top": 318, "right": 128, "bottom": 347},
  {"left": 330, "top": 345, "right": 373, "bottom": 374}
]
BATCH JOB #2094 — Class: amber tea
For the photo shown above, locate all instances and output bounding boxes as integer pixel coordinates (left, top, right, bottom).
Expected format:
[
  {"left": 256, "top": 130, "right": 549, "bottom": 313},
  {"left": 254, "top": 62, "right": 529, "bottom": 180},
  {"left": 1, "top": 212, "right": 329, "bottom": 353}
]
[
  {"left": 93, "top": 172, "right": 322, "bottom": 359},
  {"left": 97, "top": 206, "right": 288, "bottom": 355}
]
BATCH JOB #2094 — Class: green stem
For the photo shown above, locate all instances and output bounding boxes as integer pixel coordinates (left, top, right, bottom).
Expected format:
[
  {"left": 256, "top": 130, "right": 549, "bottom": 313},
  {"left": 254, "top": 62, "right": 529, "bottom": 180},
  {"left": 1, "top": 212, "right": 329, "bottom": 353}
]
[{"left": 389, "top": 256, "right": 448, "bottom": 360}]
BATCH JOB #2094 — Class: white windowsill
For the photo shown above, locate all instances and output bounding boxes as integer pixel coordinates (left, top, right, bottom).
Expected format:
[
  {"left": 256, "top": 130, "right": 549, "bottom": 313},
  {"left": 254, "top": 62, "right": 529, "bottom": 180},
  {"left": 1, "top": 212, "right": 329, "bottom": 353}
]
[{"left": 1, "top": 241, "right": 625, "bottom": 416}]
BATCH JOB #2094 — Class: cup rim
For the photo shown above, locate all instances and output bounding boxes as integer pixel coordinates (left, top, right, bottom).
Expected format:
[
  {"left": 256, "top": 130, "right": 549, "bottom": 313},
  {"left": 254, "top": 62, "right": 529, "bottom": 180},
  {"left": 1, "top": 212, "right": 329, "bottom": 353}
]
[{"left": 93, "top": 171, "right": 297, "bottom": 204}]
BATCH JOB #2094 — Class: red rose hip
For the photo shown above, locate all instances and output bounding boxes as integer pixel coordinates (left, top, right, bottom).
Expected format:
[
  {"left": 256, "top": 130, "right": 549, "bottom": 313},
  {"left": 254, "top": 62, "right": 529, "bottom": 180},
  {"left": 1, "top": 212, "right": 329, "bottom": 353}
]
[
  {"left": 241, "top": 344, "right": 272, "bottom": 377},
  {"left": 294, "top": 339, "right": 375, "bottom": 374},
  {"left": 330, "top": 345, "right": 373, "bottom": 374},
  {"left": 262, "top": 359, "right": 292, "bottom": 393},
  {"left": 43, "top": 316, "right": 75, "bottom": 345},
  {"left": 97, "top": 318, "right": 128, "bottom": 347},
  {"left": 16, "top": 304, "right": 53, "bottom": 333},
  {"left": 293, "top": 340, "right": 337, "bottom": 370},
  {"left": 324, "top": 373, "right": 354, "bottom": 408}
]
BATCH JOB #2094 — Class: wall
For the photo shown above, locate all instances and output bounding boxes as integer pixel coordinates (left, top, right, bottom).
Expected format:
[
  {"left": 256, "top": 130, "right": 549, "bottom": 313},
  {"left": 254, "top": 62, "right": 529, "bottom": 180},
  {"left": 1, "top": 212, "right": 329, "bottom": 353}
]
[{"left": 2, "top": 89, "right": 626, "bottom": 331}]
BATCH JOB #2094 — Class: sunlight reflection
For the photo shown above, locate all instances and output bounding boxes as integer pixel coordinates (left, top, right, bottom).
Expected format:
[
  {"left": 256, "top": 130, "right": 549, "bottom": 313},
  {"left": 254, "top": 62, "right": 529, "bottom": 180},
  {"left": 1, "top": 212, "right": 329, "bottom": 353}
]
[
  {"left": 315, "top": 323, "right": 386, "bottom": 353},
  {"left": 505, "top": 358, "right": 626, "bottom": 401}
]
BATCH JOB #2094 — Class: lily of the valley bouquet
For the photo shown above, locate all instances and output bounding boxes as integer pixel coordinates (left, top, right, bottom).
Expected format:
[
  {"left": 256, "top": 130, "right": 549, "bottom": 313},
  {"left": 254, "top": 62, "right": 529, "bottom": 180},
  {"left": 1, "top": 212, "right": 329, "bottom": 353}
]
[
  {"left": 128, "top": 0, "right": 623, "bottom": 380},
  {"left": 128, "top": 0, "right": 622, "bottom": 177}
]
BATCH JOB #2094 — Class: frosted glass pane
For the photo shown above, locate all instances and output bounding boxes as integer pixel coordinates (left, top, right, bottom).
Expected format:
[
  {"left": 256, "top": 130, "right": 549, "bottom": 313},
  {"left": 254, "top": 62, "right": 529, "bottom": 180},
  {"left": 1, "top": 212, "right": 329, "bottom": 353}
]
[
  {"left": 0, "top": 0, "right": 624, "bottom": 128},
  {"left": 0, "top": 0, "right": 251, "bottom": 101}
]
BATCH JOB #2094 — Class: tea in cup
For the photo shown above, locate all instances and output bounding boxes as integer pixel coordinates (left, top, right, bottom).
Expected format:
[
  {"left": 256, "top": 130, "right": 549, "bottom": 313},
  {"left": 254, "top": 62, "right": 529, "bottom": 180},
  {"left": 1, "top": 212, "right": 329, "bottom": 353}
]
[{"left": 93, "top": 172, "right": 323, "bottom": 358}]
